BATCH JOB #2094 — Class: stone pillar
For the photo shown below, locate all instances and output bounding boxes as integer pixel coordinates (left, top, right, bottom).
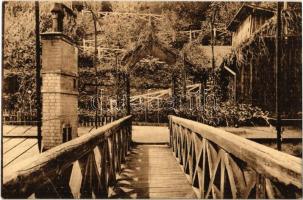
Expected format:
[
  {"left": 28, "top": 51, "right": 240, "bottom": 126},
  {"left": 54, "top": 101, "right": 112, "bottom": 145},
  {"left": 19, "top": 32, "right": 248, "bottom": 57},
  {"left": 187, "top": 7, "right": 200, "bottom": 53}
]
[{"left": 41, "top": 32, "right": 78, "bottom": 151}]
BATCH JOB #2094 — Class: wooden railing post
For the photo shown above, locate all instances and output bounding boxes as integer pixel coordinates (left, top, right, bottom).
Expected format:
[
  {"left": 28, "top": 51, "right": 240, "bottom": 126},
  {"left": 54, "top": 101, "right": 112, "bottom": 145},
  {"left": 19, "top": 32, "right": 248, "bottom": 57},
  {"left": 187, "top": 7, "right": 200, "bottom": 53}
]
[
  {"left": 107, "top": 134, "right": 116, "bottom": 186},
  {"left": 35, "top": 165, "right": 74, "bottom": 198},
  {"left": 78, "top": 152, "right": 93, "bottom": 198},
  {"left": 115, "top": 129, "right": 122, "bottom": 172},
  {"left": 168, "top": 116, "right": 172, "bottom": 147},
  {"left": 98, "top": 141, "right": 109, "bottom": 197},
  {"left": 121, "top": 126, "right": 126, "bottom": 162},
  {"left": 127, "top": 117, "right": 132, "bottom": 148},
  {"left": 256, "top": 174, "right": 266, "bottom": 199}
]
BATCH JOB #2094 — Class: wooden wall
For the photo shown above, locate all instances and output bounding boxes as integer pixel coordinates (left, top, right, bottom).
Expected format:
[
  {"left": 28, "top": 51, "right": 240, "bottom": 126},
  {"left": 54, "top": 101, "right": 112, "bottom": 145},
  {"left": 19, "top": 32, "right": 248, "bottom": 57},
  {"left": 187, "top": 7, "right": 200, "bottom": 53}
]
[
  {"left": 235, "top": 36, "right": 302, "bottom": 117},
  {"left": 232, "top": 13, "right": 273, "bottom": 47},
  {"left": 251, "top": 14, "right": 272, "bottom": 33},
  {"left": 232, "top": 16, "right": 252, "bottom": 47}
]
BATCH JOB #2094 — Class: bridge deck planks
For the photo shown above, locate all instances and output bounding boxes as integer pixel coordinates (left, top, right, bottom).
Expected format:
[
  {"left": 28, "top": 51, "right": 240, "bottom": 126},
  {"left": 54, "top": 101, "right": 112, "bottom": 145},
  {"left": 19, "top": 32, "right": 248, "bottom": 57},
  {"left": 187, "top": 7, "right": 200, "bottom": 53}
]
[{"left": 110, "top": 145, "right": 197, "bottom": 199}]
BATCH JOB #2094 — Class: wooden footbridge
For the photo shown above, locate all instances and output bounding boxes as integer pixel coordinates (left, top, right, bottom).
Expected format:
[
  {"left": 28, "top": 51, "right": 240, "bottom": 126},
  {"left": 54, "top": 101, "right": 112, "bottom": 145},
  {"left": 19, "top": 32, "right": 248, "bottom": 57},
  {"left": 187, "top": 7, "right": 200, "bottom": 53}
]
[
  {"left": 2, "top": 3, "right": 302, "bottom": 199},
  {"left": 2, "top": 115, "right": 302, "bottom": 199}
]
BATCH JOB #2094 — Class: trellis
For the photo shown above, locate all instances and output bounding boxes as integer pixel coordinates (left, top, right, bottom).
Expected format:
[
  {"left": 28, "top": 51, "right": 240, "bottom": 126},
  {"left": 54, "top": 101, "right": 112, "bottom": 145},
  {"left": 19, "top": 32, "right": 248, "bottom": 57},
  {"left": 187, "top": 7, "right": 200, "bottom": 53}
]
[
  {"left": 79, "top": 6, "right": 212, "bottom": 120},
  {"left": 118, "top": 22, "right": 206, "bottom": 115},
  {"left": 128, "top": 84, "right": 202, "bottom": 123}
]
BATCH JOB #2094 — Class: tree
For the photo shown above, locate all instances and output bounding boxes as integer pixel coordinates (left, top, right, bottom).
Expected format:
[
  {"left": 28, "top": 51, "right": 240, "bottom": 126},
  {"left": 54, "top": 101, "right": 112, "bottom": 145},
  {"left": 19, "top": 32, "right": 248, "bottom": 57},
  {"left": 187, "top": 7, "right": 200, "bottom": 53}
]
[
  {"left": 3, "top": 1, "right": 86, "bottom": 113},
  {"left": 2, "top": 1, "right": 248, "bottom": 114}
]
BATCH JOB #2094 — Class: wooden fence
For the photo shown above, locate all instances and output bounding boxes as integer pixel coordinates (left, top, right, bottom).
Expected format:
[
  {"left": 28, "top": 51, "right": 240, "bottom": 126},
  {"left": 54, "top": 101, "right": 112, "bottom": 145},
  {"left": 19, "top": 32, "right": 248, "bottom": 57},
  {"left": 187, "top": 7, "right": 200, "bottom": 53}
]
[
  {"left": 169, "top": 115, "right": 302, "bottom": 199},
  {"left": 2, "top": 115, "right": 38, "bottom": 126},
  {"left": 3, "top": 114, "right": 118, "bottom": 127},
  {"left": 2, "top": 116, "right": 132, "bottom": 198}
]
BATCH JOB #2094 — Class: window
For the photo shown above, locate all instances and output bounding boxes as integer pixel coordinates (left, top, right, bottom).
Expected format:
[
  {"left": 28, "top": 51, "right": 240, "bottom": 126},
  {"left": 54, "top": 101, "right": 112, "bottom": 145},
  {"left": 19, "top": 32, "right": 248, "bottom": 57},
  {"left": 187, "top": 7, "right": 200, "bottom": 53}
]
[
  {"left": 73, "top": 79, "right": 77, "bottom": 89},
  {"left": 63, "top": 126, "right": 72, "bottom": 143}
]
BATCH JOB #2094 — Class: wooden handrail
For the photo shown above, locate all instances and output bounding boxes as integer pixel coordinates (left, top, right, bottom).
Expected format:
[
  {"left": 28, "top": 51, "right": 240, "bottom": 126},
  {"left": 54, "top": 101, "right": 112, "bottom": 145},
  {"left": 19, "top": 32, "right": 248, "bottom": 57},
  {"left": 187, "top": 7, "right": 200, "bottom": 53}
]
[
  {"left": 169, "top": 115, "right": 302, "bottom": 199},
  {"left": 2, "top": 115, "right": 132, "bottom": 198}
]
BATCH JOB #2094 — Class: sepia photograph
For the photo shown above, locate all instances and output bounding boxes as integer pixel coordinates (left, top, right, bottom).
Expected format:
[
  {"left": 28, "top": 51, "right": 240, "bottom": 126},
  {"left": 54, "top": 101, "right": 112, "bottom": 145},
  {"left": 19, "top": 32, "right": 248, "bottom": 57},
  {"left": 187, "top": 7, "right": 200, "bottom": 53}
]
[{"left": 1, "top": 1, "right": 302, "bottom": 199}]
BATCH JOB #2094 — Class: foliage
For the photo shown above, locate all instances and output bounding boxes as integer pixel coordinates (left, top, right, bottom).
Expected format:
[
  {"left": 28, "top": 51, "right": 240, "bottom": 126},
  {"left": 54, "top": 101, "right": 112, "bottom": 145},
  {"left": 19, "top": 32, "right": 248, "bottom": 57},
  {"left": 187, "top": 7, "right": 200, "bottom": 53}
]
[
  {"left": 224, "top": 5, "right": 302, "bottom": 68},
  {"left": 174, "top": 63, "right": 269, "bottom": 127},
  {"left": 183, "top": 42, "right": 209, "bottom": 68},
  {"left": 204, "top": 2, "right": 242, "bottom": 27},
  {"left": 178, "top": 101, "right": 269, "bottom": 127},
  {"left": 4, "top": 1, "right": 301, "bottom": 121},
  {"left": 130, "top": 58, "right": 172, "bottom": 93},
  {"left": 3, "top": 2, "right": 36, "bottom": 113},
  {"left": 188, "top": 2, "right": 241, "bottom": 46}
]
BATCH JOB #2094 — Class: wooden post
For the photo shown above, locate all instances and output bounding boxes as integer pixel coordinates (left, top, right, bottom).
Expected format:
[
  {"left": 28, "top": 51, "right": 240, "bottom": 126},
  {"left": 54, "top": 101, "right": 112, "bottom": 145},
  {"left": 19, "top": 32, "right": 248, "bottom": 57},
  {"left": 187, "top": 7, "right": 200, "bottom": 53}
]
[
  {"left": 97, "top": 47, "right": 101, "bottom": 59},
  {"left": 115, "top": 64, "right": 128, "bottom": 116},
  {"left": 171, "top": 74, "right": 176, "bottom": 99},
  {"left": 249, "top": 56, "right": 253, "bottom": 104},
  {"left": 211, "top": 23, "right": 215, "bottom": 78},
  {"left": 144, "top": 98, "right": 147, "bottom": 122},
  {"left": 198, "top": 83, "right": 202, "bottom": 109},
  {"left": 116, "top": 72, "right": 121, "bottom": 114},
  {"left": 92, "top": 13, "right": 98, "bottom": 129},
  {"left": 126, "top": 73, "right": 131, "bottom": 115},
  {"left": 283, "top": 2, "right": 288, "bottom": 40},
  {"left": 171, "top": 72, "right": 181, "bottom": 110},
  {"left": 256, "top": 174, "right": 266, "bottom": 199},
  {"left": 157, "top": 98, "right": 160, "bottom": 124},
  {"left": 35, "top": 1, "right": 42, "bottom": 152},
  {"left": 83, "top": 39, "right": 86, "bottom": 51},
  {"left": 182, "top": 53, "right": 187, "bottom": 107},
  {"left": 275, "top": 2, "right": 283, "bottom": 151}
]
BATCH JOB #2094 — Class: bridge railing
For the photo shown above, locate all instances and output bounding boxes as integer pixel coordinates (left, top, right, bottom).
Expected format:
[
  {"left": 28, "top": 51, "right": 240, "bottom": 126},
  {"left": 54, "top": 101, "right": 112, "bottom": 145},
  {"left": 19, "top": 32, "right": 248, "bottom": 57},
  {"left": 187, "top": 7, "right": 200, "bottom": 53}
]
[
  {"left": 2, "top": 116, "right": 132, "bottom": 198},
  {"left": 169, "top": 115, "right": 302, "bottom": 199}
]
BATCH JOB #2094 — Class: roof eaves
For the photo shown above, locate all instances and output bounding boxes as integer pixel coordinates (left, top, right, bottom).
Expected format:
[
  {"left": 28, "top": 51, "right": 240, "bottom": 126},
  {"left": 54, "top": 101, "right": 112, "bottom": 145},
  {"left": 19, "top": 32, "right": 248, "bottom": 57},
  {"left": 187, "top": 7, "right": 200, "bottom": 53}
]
[
  {"left": 227, "top": 4, "right": 275, "bottom": 32},
  {"left": 226, "top": 4, "right": 248, "bottom": 32}
]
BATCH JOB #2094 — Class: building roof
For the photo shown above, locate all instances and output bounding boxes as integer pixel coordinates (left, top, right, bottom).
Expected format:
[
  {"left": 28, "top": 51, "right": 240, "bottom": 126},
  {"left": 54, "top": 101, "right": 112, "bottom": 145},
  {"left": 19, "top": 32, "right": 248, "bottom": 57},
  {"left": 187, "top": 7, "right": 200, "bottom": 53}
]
[{"left": 227, "top": 4, "right": 275, "bottom": 32}]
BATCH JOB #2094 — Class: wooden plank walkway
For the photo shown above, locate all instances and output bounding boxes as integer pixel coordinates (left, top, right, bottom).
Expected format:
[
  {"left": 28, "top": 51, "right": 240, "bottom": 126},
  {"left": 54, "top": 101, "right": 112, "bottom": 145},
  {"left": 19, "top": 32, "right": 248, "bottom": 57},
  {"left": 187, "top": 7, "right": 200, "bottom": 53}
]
[
  {"left": 132, "top": 126, "right": 169, "bottom": 144},
  {"left": 110, "top": 145, "right": 197, "bottom": 199}
]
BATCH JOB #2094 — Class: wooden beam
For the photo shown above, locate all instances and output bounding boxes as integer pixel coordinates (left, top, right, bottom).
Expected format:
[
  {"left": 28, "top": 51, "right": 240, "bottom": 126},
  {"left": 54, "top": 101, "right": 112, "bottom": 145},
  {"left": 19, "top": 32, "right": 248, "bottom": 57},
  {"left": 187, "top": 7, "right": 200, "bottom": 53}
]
[
  {"left": 35, "top": 1, "right": 42, "bottom": 152},
  {"left": 82, "top": 10, "right": 163, "bottom": 18}
]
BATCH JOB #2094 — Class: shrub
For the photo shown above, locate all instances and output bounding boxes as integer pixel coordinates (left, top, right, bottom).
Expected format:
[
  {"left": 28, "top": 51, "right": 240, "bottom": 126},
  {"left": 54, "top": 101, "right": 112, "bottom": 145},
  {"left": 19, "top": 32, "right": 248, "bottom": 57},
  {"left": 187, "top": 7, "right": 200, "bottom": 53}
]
[{"left": 178, "top": 101, "right": 269, "bottom": 127}]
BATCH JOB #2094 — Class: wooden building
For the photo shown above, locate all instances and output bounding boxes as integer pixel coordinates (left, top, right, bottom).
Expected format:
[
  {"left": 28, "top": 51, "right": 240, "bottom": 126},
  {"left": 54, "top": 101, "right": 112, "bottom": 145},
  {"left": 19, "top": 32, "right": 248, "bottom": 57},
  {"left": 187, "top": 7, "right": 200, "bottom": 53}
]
[
  {"left": 223, "top": 4, "right": 302, "bottom": 117},
  {"left": 227, "top": 5, "right": 275, "bottom": 47}
]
